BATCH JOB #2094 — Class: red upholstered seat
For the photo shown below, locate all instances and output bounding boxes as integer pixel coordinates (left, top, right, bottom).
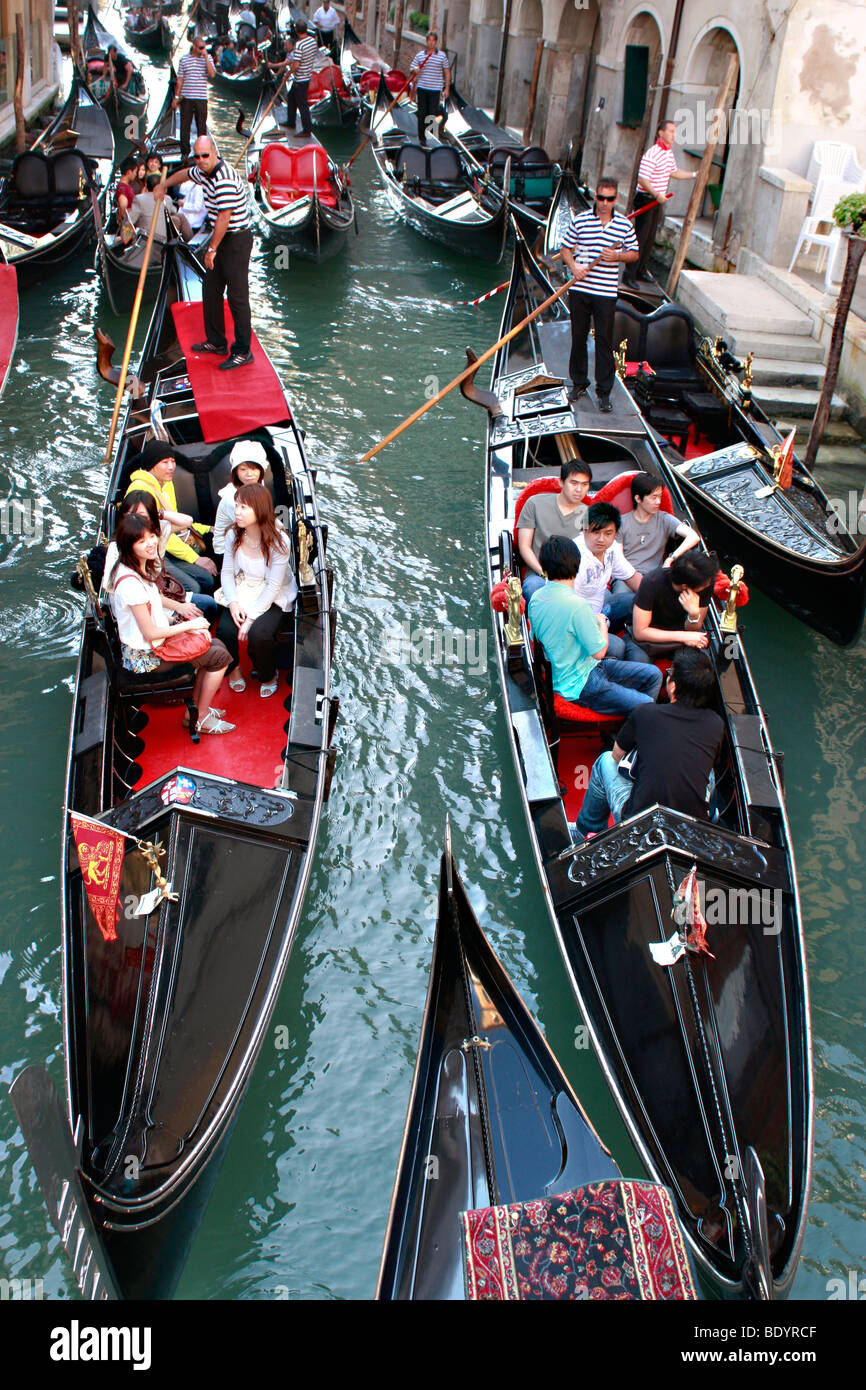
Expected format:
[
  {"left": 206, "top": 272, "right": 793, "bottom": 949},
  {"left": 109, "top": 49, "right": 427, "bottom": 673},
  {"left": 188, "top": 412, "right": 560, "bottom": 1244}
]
[
  {"left": 552, "top": 693, "right": 623, "bottom": 730},
  {"left": 386, "top": 69, "right": 408, "bottom": 93},
  {"left": 309, "top": 63, "right": 348, "bottom": 100},
  {"left": 293, "top": 145, "right": 338, "bottom": 206},
  {"left": 591, "top": 469, "right": 675, "bottom": 519},
  {"left": 513, "top": 475, "right": 562, "bottom": 549}
]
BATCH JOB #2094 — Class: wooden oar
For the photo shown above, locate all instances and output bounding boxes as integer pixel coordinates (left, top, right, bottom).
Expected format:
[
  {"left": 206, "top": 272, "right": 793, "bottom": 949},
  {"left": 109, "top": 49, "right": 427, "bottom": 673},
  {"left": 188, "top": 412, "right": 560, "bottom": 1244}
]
[
  {"left": 234, "top": 71, "right": 290, "bottom": 168},
  {"left": 102, "top": 183, "right": 168, "bottom": 464},
  {"left": 346, "top": 51, "right": 429, "bottom": 168},
  {"left": 357, "top": 272, "right": 576, "bottom": 464}
]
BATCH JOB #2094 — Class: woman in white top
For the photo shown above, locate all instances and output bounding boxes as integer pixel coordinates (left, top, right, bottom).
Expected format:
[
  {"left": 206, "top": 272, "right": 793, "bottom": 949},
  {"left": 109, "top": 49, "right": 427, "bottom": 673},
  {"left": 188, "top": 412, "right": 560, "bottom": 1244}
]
[
  {"left": 212, "top": 440, "right": 269, "bottom": 555},
  {"left": 111, "top": 513, "right": 235, "bottom": 735},
  {"left": 217, "top": 483, "right": 297, "bottom": 697},
  {"left": 102, "top": 491, "right": 219, "bottom": 621}
]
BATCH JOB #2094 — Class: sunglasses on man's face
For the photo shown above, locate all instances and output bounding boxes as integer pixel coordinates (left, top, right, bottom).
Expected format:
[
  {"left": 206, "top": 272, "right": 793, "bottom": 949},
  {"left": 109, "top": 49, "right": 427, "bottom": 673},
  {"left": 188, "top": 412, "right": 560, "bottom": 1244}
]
[{"left": 596, "top": 194, "right": 616, "bottom": 202}]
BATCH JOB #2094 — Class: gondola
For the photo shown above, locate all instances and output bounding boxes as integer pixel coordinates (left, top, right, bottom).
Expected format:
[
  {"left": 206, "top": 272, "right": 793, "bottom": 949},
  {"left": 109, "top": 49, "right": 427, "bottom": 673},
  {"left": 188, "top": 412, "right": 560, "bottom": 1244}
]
[
  {"left": 377, "top": 832, "right": 699, "bottom": 1301},
  {"left": 0, "top": 78, "right": 114, "bottom": 289},
  {"left": 97, "top": 70, "right": 212, "bottom": 313},
  {"left": 461, "top": 233, "right": 812, "bottom": 1299},
  {"left": 369, "top": 72, "right": 508, "bottom": 264},
  {"left": 0, "top": 252, "right": 18, "bottom": 400},
  {"left": 306, "top": 57, "right": 361, "bottom": 128},
  {"left": 82, "top": 6, "right": 149, "bottom": 127},
  {"left": 544, "top": 169, "right": 866, "bottom": 645},
  {"left": 209, "top": 0, "right": 269, "bottom": 94},
  {"left": 123, "top": 2, "right": 175, "bottom": 54},
  {"left": 444, "top": 84, "right": 558, "bottom": 241},
  {"left": 246, "top": 81, "right": 355, "bottom": 261},
  {"left": 8, "top": 240, "right": 338, "bottom": 1300}
]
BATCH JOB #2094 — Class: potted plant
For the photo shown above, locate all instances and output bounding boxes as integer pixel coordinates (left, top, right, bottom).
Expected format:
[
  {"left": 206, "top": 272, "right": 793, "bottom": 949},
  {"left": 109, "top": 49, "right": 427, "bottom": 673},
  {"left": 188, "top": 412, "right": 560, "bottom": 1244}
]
[
  {"left": 832, "top": 191, "right": 866, "bottom": 239},
  {"left": 409, "top": 10, "right": 429, "bottom": 30}
]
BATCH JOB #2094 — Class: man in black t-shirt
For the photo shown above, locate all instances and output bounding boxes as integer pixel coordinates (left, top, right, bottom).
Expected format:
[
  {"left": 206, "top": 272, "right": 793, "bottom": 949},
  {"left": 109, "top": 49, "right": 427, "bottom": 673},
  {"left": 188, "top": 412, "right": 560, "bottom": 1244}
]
[
  {"left": 575, "top": 648, "right": 724, "bottom": 838},
  {"left": 632, "top": 551, "right": 719, "bottom": 657}
]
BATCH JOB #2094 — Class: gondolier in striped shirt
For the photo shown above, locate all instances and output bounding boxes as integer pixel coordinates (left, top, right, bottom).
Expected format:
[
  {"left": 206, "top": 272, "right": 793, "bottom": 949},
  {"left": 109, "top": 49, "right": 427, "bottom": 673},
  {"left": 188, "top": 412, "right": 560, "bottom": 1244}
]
[
  {"left": 625, "top": 120, "right": 696, "bottom": 287},
  {"left": 174, "top": 36, "right": 216, "bottom": 162},
  {"left": 408, "top": 32, "right": 450, "bottom": 146},
  {"left": 559, "top": 178, "right": 639, "bottom": 413},
  {"left": 278, "top": 19, "right": 320, "bottom": 137},
  {"left": 157, "top": 137, "right": 255, "bottom": 369}
]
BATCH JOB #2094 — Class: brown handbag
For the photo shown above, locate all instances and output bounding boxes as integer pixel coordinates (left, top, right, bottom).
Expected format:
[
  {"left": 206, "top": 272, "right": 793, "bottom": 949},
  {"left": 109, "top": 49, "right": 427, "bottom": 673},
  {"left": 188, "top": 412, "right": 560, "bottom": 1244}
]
[{"left": 155, "top": 568, "right": 186, "bottom": 602}]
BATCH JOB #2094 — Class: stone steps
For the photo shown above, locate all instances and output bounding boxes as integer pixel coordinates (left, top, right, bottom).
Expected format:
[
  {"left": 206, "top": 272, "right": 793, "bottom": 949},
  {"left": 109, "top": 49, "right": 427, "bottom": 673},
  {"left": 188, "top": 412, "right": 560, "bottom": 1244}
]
[
  {"left": 725, "top": 330, "right": 825, "bottom": 364},
  {"left": 679, "top": 271, "right": 816, "bottom": 337},
  {"left": 777, "top": 418, "right": 863, "bottom": 447},
  {"left": 750, "top": 358, "right": 826, "bottom": 389},
  {"left": 754, "top": 384, "right": 848, "bottom": 420}
]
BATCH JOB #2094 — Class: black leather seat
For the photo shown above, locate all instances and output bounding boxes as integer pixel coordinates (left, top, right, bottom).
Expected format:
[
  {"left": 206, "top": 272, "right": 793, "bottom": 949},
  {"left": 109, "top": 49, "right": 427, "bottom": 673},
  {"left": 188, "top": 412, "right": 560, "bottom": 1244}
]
[
  {"left": 9, "top": 152, "right": 51, "bottom": 205},
  {"left": 395, "top": 143, "right": 427, "bottom": 186}
]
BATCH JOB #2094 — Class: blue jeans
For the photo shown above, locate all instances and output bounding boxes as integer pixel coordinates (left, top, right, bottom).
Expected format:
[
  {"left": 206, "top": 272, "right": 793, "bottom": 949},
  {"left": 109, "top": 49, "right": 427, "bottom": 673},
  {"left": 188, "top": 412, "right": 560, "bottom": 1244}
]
[
  {"left": 579, "top": 657, "right": 662, "bottom": 714},
  {"left": 603, "top": 588, "right": 635, "bottom": 630},
  {"left": 522, "top": 573, "right": 546, "bottom": 602},
  {"left": 606, "top": 629, "right": 650, "bottom": 663},
  {"left": 190, "top": 592, "right": 218, "bottom": 620},
  {"left": 576, "top": 751, "right": 634, "bottom": 836}
]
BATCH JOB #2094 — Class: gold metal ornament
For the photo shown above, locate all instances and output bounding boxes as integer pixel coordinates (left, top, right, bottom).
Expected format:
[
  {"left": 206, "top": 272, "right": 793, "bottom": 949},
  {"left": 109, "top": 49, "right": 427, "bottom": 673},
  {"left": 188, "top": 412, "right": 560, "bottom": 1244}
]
[
  {"left": 614, "top": 337, "right": 628, "bottom": 380},
  {"left": 136, "top": 839, "right": 179, "bottom": 904},
  {"left": 296, "top": 509, "right": 315, "bottom": 586},
  {"left": 504, "top": 573, "right": 523, "bottom": 647},
  {"left": 719, "top": 564, "right": 744, "bottom": 633}
]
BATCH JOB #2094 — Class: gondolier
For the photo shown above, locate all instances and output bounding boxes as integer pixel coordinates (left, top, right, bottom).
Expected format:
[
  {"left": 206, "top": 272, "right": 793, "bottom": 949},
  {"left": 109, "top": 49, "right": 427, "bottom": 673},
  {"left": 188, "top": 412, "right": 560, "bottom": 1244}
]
[
  {"left": 157, "top": 137, "right": 254, "bottom": 369},
  {"left": 313, "top": 0, "right": 341, "bottom": 60},
  {"left": 175, "top": 35, "right": 216, "bottom": 160},
  {"left": 559, "top": 177, "right": 639, "bottom": 411},
  {"left": 274, "top": 18, "right": 319, "bottom": 136},
  {"left": 408, "top": 31, "right": 449, "bottom": 146},
  {"left": 625, "top": 119, "right": 696, "bottom": 287}
]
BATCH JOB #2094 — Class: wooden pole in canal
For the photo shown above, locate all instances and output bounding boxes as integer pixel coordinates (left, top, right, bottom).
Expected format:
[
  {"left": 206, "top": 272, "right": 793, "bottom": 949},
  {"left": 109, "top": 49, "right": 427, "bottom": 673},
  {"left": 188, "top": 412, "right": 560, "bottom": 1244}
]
[
  {"left": 666, "top": 52, "right": 737, "bottom": 297},
  {"left": 522, "top": 38, "right": 544, "bottom": 145},
  {"left": 804, "top": 233, "right": 866, "bottom": 469}
]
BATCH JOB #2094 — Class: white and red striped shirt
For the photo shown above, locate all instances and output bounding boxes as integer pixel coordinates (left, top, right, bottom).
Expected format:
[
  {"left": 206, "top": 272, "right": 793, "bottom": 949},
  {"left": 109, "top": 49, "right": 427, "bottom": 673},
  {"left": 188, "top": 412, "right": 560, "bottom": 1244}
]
[{"left": 637, "top": 141, "right": 679, "bottom": 199}]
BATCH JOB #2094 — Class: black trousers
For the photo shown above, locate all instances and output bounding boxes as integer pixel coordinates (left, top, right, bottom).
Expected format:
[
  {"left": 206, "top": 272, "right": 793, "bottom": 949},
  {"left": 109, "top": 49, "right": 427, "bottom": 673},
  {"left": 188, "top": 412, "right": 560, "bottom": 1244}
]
[
  {"left": 286, "top": 79, "right": 312, "bottom": 136},
  {"left": 568, "top": 289, "right": 616, "bottom": 398},
  {"left": 180, "top": 99, "right": 208, "bottom": 159},
  {"left": 632, "top": 191, "right": 663, "bottom": 281},
  {"left": 216, "top": 602, "right": 292, "bottom": 681},
  {"left": 203, "top": 228, "right": 253, "bottom": 356},
  {"left": 417, "top": 88, "right": 442, "bottom": 144}
]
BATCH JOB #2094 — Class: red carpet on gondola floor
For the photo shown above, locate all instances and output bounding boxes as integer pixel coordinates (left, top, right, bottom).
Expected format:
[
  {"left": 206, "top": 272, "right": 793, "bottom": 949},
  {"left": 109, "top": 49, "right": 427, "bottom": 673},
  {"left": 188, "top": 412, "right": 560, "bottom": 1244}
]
[{"left": 170, "top": 301, "right": 289, "bottom": 442}]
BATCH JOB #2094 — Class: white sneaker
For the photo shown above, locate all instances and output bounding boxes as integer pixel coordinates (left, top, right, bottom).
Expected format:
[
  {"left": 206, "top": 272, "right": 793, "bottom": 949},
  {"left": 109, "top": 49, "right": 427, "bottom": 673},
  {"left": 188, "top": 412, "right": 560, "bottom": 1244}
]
[{"left": 197, "top": 708, "right": 236, "bottom": 734}]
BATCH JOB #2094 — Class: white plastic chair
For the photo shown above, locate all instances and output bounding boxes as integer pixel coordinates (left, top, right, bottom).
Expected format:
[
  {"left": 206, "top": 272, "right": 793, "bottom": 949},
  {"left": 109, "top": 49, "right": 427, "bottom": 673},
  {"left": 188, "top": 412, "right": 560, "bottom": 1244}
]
[
  {"left": 788, "top": 177, "right": 851, "bottom": 289},
  {"left": 806, "top": 141, "right": 866, "bottom": 194}
]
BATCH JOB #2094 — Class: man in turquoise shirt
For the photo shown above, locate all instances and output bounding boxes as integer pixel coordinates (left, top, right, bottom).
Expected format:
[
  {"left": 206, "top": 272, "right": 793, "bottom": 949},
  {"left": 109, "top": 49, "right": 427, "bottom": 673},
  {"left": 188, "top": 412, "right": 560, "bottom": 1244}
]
[{"left": 528, "top": 537, "right": 662, "bottom": 714}]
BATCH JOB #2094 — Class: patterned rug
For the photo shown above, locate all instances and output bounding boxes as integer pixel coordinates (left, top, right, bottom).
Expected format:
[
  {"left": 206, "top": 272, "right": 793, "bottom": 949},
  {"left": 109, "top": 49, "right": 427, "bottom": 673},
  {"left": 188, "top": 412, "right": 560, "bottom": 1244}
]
[{"left": 461, "top": 1180, "right": 698, "bottom": 1300}]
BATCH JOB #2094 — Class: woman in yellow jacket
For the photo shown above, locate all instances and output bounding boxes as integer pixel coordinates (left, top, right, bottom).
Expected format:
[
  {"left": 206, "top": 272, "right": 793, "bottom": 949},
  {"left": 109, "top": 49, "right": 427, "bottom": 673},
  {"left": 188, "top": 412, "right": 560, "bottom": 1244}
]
[{"left": 125, "top": 441, "right": 217, "bottom": 594}]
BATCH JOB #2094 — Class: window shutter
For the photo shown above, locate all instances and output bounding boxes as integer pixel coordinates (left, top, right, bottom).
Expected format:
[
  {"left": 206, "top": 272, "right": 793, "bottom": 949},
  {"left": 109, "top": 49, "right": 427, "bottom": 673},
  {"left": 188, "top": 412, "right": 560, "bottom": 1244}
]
[{"left": 622, "top": 44, "right": 649, "bottom": 129}]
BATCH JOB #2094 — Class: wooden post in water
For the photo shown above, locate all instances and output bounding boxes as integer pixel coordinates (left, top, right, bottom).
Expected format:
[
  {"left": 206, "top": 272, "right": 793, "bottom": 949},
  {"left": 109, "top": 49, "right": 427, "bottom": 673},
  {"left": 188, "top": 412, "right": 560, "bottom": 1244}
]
[
  {"left": 346, "top": 0, "right": 357, "bottom": 29},
  {"left": 440, "top": 7, "right": 448, "bottom": 51},
  {"left": 804, "top": 233, "right": 866, "bottom": 468},
  {"left": 391, "top": 0, "right": 406, "bottom": 68},
  {"left": 492, "top": 0, "right": 513, "bottom": 125},
  {"left": 14, "top": 17, "right": 26, "bottom": 154},
  {"left": 666, "top": 53, "right": 737, "bottom": 297},
  {"left": 522, "top": 38, "right": 544, "bottom": 145},
  {"left": 68, "top": 0, "right": 81, "bottom": 71}
]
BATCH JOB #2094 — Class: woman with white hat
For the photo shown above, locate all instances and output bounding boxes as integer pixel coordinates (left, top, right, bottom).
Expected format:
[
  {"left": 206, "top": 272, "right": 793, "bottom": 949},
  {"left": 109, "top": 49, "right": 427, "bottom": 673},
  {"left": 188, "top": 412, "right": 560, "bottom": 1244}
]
[{"left": 213, "top": 440, "right": 269, "bottom": 555}]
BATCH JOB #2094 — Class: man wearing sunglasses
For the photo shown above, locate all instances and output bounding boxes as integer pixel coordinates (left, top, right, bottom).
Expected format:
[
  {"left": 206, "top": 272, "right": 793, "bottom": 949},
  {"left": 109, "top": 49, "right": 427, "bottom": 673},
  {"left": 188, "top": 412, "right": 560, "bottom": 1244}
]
[
  {"left": 174, "top": 36, "right": 216, "bottom": 162},
  {"left": 559, "top": 178, "right": 639, "bottom": 414}
]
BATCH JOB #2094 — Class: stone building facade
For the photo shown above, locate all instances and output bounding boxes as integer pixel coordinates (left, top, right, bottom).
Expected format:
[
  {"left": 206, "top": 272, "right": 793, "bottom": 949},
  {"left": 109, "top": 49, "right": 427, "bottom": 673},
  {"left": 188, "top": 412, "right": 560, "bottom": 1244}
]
[
  {"left": 427, "top": 0, "right": 866, "bottom": 271},
  {"left": 0, "top": 0, "right": 60, "bottom": 147}
]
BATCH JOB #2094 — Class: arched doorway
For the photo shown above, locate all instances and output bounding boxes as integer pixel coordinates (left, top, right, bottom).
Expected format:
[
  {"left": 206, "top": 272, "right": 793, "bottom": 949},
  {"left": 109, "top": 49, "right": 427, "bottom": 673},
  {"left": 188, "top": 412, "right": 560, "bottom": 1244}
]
[
  {"left": 541, "top": 0, "right": 601, "bottom": 159},
  {"left": 500, "top": 0, "right": 542, "bottom": 133},
  {"left": 685, "top": 26, "right": 741, "bottom": 202}
]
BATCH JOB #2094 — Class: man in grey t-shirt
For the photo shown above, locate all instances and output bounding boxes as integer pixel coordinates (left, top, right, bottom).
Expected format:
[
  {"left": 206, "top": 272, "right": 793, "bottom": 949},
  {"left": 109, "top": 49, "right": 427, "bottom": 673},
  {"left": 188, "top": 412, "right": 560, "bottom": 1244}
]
[
  {"left": 618, "top": 473, "right": 699, "bottom": 575},
  {"left": 519, "top": 460, "right": 591, "bottom": 601}
]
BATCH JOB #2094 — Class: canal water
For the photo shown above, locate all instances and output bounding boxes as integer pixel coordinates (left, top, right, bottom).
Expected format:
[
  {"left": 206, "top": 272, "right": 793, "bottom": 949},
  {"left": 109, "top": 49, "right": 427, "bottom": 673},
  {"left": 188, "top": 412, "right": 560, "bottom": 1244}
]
[{"left": 0, "top": 30, "right": 864, "bottom": 1301}]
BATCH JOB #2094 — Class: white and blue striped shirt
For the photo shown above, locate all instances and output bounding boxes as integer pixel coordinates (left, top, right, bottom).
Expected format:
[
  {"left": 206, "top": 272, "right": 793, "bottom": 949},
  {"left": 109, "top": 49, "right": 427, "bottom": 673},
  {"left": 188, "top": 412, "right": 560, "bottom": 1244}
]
[
  {"left": 561, "top": 209, "right": 638, "bottom": 297},
  {"left": 410, "top": 49, "right": 449, "bottom": 92}
]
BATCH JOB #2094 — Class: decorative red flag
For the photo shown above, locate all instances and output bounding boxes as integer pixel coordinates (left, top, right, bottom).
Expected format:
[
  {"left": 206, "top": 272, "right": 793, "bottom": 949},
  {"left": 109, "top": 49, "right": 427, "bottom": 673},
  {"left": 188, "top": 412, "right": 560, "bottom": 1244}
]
[
  {"left": 673, "top": 866, "right": 715, "bottom": 960},
  {"left": 70, "top": 813, "right": 126, "bottom": 943},
  {"left": 775, "top": 429, "right": 795, "bottom": 489}
]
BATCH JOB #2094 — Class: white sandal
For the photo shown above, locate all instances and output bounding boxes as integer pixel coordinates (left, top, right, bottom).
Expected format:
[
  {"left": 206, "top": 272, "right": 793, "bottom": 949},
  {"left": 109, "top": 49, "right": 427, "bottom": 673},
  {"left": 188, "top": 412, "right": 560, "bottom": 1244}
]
[
  {"left": 229, "top": 671, "right": 246, "bottom": 692},
  {"left": 260, "top": 679, "right": 279, "bottom": 698},
  {"left": 197, "top": 708, "right": 236, "bottom": 735},
  {"left": 183, "top": 707, "right": 224, "bottom": 727}
]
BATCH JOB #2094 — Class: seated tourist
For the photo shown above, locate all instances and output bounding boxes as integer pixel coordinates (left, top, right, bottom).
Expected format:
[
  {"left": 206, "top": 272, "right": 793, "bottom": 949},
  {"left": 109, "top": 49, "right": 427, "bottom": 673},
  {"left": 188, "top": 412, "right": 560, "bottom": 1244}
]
[
  {"left": 518, "top": 460, "right": 591, "bottom": 602},
  {"left": 127, "top": 175, "right": 188, "bottom": 247},
  {"left": 575, "top": 648, "right": 724, "bottom": 838},
  {"left": 213, "top": 441, "right": 269, "bottom": 554},
  {"left": 110, "top": 513, "right": 235, "bottom": 735},
  {"left": 176, "top": 178, "right": 208, "bottom": 232},
  {"left": 573, "top": 502, "right": 646, "bottom": 659},
  {"left": 528, "top": 537, "right": 662, "bottom": 716},
  {"left": 216, "top": 484, "right": 297, "bottom": 697},
  {"left": 617, "top": 474, "right": 700, "bottom": 580},
  {"left": 219, "top": 39, "right": 240, "bottom": 71},
  {"left": 632, "top": 551, "right": 720, "bottom": 657},
  {"left": 115, "top": 155, "right": 139, "bottom": 228},
  {"left": 125, "top": 441, "right": 217, "bottom": 594},
  {"left": 103, "top": 492, "right": 218, "bottom": 620}
]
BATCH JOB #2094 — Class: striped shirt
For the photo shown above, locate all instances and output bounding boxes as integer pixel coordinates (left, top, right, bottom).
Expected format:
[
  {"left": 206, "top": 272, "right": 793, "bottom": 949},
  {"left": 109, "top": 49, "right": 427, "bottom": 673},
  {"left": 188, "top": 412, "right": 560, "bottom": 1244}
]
[
  {"left": 637, "top": 141, "right": 679, "bottom": 199},
  {"left": 410, "top": 49, "right": 449, "bottom": 91},
  {"left": 177, "top": 51, "right": 210, "bottom": 101},
  {"left": 292, "top": 34, "right": 320, "bottom": 82},
  {"left": 189, "top": 158, "right": 251, "bottom": 231},
  {"left": 561, "top": 209, "right": 638, "bottom": 297}
]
